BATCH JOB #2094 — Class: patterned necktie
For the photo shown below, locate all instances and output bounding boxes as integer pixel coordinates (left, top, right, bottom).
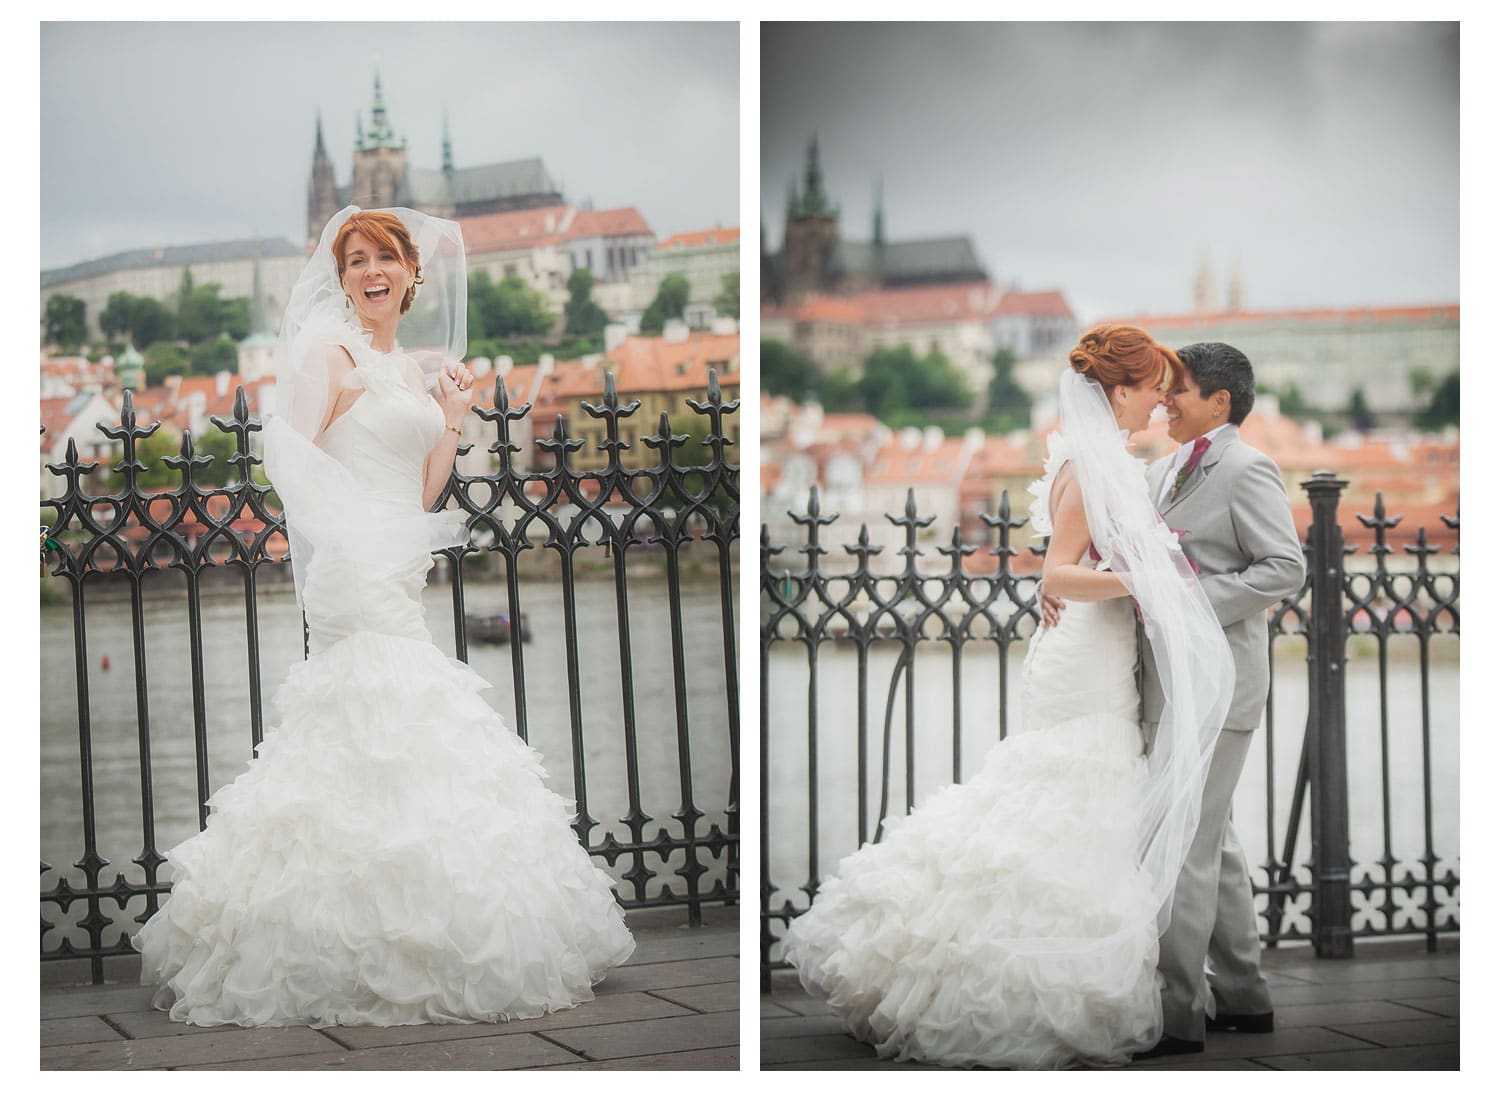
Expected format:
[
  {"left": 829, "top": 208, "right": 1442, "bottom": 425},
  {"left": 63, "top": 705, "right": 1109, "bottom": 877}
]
[{"left": 1168, "top": 435, "right": 1212, "bottom": 502}]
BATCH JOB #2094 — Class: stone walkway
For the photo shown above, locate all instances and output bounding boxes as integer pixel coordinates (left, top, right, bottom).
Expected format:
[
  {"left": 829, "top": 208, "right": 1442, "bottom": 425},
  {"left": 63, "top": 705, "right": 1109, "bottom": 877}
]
[
  {"left": 762, "top": 936, "right": 1458, "bottom": 1070},
  {"left": 42, "top": 906, "right": 739, "bottom": 1070}
]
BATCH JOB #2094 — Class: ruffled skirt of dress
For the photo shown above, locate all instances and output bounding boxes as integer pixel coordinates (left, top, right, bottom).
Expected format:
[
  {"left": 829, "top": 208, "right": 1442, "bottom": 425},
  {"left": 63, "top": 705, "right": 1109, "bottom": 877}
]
[
  {"left": 132, "top": 630, "right": 635, "bottom": 1028},
  {"left": 781, "top": 601, "right": 1162, "bottom": 1068}
]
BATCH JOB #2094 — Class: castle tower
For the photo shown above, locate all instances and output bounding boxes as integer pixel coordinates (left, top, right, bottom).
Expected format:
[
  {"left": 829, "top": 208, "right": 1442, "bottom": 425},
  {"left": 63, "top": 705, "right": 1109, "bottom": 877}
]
[
  {"left": 442, "top": 108, "right": 455, "bottom": 178},
  {"left": 780, "top": 135, "right": 840, "bottom": 303},
  {"left": 307, "top": 113, "right": 338, "bottom": 243},
  {"left": 1226, "top": 256, "right": 1244, "bottom": 314},
  {"left": 350, "top": 71, "right": 409, "bottom": 209},
  {"left": 1192, "top": 250, "right": 1219, "bottom": 315}
]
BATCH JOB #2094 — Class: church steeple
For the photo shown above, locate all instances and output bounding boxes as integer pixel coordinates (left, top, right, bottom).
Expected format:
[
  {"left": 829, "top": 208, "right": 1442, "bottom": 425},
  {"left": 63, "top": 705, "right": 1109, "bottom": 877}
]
[
  {"left": 364, "top": 70, "right": 404, "bottom": 149},
  {"left": 250, "top": 236, "right": 266, "bottom": 334},
  {"left": 307, "top": 111, "right": 338, "bottom": 244},
  {"left": 872, "top": 177, "right": 885, "bottom": 248},
  {"left": 797, "top": 134, "right": 836, "bottom": 220},
  {"left": 442, "top": 108, "right": 454, "bottom": 177}
]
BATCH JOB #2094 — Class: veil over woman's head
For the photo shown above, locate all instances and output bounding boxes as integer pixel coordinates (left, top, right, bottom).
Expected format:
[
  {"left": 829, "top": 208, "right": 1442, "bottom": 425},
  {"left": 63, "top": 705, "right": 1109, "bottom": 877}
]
[{"left": 267, "top": 205, "right": 469, "bottom": 609}]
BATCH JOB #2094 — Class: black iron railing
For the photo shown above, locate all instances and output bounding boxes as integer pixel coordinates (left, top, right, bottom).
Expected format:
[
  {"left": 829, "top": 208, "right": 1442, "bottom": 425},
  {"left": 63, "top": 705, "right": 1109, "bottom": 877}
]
[
  {"left": 760, "top": 472, "right": 1458, "bottom": 989},
  {"left": 42, "top": 372, "right": 739, "bottom": 983}
]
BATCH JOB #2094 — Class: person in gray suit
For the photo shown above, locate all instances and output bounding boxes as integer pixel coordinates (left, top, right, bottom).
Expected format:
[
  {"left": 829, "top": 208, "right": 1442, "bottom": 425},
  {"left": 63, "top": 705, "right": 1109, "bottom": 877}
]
[
  {"left": 1138, "top": 341, "right": 1305, "bottom": 1055},
  {"left": 1042, "top": 340, "right": 1303, "bottom": 1057}
]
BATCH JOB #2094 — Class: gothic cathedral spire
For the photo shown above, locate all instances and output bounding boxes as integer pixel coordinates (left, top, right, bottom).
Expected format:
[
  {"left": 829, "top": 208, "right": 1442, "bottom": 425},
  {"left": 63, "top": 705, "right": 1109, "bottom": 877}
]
[
  {"left": 307, "top": 111, "right": 338, "bottom": 244},
  {"left": 442, "top": 108, "right": 454, "bottom": 177}
]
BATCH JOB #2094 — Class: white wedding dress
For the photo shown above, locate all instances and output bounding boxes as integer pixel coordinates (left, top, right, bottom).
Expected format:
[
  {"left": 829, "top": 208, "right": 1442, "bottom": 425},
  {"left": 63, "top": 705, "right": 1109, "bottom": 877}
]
[
  {"left": 780, "top": 455, "right": 1162, "bottom": 1068},
  {"left": 133, "top": 347, "right": 634, "bottom": 1028}
]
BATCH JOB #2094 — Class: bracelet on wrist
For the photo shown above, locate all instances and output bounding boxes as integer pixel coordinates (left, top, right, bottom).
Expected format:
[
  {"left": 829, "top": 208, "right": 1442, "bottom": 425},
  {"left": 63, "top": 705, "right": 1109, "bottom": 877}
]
[{"left": 445, "top": 423, "right": 461, "bottom": 436}]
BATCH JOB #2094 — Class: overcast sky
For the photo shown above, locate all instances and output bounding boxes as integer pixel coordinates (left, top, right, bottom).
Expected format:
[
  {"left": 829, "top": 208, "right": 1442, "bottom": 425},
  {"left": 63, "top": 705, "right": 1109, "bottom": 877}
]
[
  {"left": 762, "top": 22, "right": 1458, "bottom": 321},
  {"left": 41, "top": 21, "right": 739, "bottom": 271}
]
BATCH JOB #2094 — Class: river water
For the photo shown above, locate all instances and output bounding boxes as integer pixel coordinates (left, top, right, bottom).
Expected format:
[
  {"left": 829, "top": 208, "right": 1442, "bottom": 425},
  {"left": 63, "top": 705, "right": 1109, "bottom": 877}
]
[
  {"left": 41, "top": 563, "right": 737, "bottom": 952},
  {"left": 766, "top": 635, "right": 1459, "bottom": 946}
]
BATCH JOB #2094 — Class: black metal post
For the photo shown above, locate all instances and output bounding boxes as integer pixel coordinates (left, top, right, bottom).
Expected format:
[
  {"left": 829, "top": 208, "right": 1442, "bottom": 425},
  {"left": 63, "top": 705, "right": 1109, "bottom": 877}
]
[{"left": 1303, "top": 470, "right": 1354, "bottom": 958}]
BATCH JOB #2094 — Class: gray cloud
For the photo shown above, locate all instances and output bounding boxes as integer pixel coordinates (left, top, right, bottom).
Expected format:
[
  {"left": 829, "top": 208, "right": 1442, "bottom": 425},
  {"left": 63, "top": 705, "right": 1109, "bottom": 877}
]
[
  {"left": 762, "top": 22, "right": 1457, "bottom": 319},
  {"left": 42, "top": 21, "right": 739, "bottom": 269}
]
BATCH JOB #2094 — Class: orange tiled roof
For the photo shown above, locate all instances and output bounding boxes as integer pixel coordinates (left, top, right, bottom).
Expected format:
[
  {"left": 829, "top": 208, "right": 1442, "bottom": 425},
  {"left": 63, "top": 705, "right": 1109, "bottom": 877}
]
[
  {"left": 765, "top": 282, "right": 1075, "bottom": 328},
  {"left": 40, "top": 397, "right": 77, "bottom": 448},
  {"left": 1106, "top": 304, "right": 1459, "bottom": 329},
  {"left": 866, "top": 435, "right": 975, "bottom": 486},
  {"left": 563, "top": 207, "right": 653, "bottom": 240},
  {"left": 458, "top": 205, "right": 571, "bottom": 253},
  {"left": 536, "top": 333, "right": 740, "bottom": 401},
  {"left": 657, "top": 227, "right": 740, "bottom": 250},
  {"left": 173, "top": 374, "right": 247, "bottom": 420},
  {"left": 992, "top": 289, "right": 1075, "bottom": 318}
]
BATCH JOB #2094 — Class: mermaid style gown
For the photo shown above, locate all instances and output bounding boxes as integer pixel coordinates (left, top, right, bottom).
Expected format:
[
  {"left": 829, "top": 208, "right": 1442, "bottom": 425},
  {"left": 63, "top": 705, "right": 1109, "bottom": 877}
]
[
  {"left": 780, "top": 546, "right": 1162, "bottom": 1067},
  {"left": 133, "top": 347, "right": 634, "bottom": 1028}
]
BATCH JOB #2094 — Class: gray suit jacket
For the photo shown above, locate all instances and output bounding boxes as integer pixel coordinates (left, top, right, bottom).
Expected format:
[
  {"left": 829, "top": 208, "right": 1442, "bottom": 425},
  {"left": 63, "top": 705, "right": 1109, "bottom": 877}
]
[{"left": 1141, "top": 425, "right": 1305, "bottom": 731}]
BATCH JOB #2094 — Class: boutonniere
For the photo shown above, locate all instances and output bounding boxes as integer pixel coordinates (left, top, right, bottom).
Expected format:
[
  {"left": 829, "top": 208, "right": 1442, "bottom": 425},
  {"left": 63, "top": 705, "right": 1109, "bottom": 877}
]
[
  {"left": 1169, "top": 436, "right": 1213, "bottom": 501},
  {"left": 1164, "top": 526, "right": 1201, "bottom": 575}
]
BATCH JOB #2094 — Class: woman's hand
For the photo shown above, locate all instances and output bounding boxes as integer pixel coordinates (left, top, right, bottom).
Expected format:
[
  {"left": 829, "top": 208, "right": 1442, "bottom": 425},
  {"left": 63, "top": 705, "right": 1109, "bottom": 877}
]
[{"left": 436, "top": 363, "right": 475, "bottom": 427}]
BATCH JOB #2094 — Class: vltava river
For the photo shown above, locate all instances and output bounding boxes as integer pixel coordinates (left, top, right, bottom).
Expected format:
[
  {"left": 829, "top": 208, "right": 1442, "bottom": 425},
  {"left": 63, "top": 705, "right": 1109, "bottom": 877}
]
[
  {"left": 765, "top": 635, "right": 1458, "bottom": 945},
  {"left": 42, "top": 565, "right": 737, "bottom": 953}
]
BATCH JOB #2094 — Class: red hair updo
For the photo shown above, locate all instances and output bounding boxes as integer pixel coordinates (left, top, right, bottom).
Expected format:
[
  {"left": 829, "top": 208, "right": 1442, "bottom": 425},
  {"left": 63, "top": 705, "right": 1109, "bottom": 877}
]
[{"left": 1068, "top": 324, "right": 1179, "bottom": 393}]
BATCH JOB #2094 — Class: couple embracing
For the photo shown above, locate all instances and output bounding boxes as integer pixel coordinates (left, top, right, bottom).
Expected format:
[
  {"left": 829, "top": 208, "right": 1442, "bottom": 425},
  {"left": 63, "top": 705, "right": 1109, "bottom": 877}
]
[{"left": 781, "top": 326, "right": 1305, "bottom": 1068}]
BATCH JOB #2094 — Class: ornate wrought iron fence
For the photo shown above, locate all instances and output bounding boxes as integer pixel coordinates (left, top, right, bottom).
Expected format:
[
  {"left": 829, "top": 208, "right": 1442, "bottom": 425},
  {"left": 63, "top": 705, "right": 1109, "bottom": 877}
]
[
  {"left": 42, "top": 372, "right": 739, "bottom": 983},
  {"left": 760, "top": 472, "right": 1458, "bottom": 989}
]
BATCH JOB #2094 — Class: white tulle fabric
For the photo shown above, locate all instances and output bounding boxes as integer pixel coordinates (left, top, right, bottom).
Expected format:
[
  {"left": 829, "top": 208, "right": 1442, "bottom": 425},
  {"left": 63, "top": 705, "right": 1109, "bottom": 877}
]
[
  {"left": 133, "top": 346, "right": 633, "bottom": 1028},
  {"left": 264, "top": 205, "right": 471, "bottom": 611},
  {"left": 780, "top": 370, "right": 1234, "bottom": 1068}
]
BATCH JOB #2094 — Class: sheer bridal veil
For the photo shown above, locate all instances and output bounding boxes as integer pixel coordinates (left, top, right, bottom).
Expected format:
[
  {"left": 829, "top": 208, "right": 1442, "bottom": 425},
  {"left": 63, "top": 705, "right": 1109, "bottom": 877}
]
[
  {"left": 1023, "top": 369, "right": 1234, "bottom": 962},
  {"left": 264, "top": 205, "right": 470, "bottom": 608}
]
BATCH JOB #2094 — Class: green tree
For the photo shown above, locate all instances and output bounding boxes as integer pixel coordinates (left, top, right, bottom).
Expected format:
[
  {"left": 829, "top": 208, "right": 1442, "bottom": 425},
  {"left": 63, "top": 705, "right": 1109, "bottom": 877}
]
[
  {"left": 1346, "top": 387, "right": 1374, "bottom": 432},
  {"left": 760, "top": 340, "right": 817, "bottom": 401},
  {"left": 860, "top": 345, "right": 971, "bottom": 418},
  {"left": 143, "top": 341, "right": 190, "bottom": 386},
  {"left": 43, "top": 293, "right": 87, "bottom": 349},
  {"left": 195, "top": 427, "right": 241, "bottom": 487},
  {"left": 713, "top": 272, "right": 740, "bottom": 320},
  {"left": 562, "top": 267, "right": 609, "bottom": 337},
  {"left": 189, "top": 333, "right": 240, "bottom": 377},
  {"left": 99, "top": 292, "right": 135, "bottom": 340},
  {"left": 1414, "top": 371, "right": 1459, "bottom": 431},
  {"left": 105, "top": 430, "right": 181, "bottom": 490},
  {"left": 101, "top": 292, "right": 175, "bottom": 347},
  {"left": 639, "top": 273, "right": 691, "bottom": 335},
  {"left": 818, "top": 368, "right": 862, "bottom": 412},
  {"left": 984, "top": 346, "right": 1031, "bottom": 432},
  {"left": 1277, "top": 382, "right": 1309, "bottom": 418},
  {"left": 177, "top": 274, "right": 249, "bottom": 344},
  {"left": 469, "top": 270, "right": 554, "bottom": 339}
]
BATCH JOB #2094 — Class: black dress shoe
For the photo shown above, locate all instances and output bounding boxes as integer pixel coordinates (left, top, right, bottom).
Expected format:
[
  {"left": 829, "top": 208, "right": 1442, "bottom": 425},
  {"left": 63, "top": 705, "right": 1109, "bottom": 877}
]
[
  {"left": 1207, "top": 1010, "right": 1274, "bottom": 1033},
  {"left": 1133, "top": 1035, "right": 1205, "bottom": 1060}
]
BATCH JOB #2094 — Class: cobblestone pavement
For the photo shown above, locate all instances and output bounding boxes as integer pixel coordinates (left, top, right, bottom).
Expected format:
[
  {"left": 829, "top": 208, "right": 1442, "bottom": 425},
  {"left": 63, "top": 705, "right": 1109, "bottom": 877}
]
[
  {"left": 42, "top": 905, "right": 739, "bottom": 1071},
  {"left": 762, "top": 936, "right": 1457, "bottom": 1070}
]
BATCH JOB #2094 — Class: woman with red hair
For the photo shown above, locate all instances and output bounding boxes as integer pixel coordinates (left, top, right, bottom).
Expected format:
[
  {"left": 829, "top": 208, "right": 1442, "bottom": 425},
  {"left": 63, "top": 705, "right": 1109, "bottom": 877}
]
[
  {"left": 782, "top": 324, "right": 1234, "bottom": 1068},
  {"left": 133, "top": 206, "right": 634, "bottom": 1029}
]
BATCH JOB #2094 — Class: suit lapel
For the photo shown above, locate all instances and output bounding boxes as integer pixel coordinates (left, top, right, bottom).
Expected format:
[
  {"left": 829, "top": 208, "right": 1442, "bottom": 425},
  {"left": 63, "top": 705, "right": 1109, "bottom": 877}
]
[
  {"left": 1161, "top": 425, "right": 1238, "bottom": 514},
  {"left": 1147, "top": 455, "right": 1173, "bottom": 511}
]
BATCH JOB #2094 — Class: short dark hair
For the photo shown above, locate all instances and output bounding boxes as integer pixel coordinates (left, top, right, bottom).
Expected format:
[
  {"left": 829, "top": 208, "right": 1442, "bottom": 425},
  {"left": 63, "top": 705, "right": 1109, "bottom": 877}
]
[{"left": 1175, "top": 342, "right": 1255, "bottom": 425}]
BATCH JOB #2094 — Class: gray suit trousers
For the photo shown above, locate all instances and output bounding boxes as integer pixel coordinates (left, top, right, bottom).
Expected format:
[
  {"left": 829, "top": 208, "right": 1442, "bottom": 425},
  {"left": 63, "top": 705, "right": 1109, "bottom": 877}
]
[{"left": 1145, "top": 723, "right": 1273, "bottom": 1041}]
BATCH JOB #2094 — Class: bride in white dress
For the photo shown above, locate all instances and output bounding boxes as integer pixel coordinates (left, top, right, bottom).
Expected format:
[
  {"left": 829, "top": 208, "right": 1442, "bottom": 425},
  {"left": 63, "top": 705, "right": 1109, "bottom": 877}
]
[
  {"left": 133, "top": 206, "right": 633, "bottom": 1028},
  {"left": 780, "top": 325, "right": 1234, "bottom": 1068}
]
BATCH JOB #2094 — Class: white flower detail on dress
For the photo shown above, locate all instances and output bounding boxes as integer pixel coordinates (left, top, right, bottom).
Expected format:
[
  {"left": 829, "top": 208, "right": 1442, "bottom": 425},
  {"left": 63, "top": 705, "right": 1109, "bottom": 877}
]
[{"left": 1026, "top": 431, "right": 1070, "bottom": 537}]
